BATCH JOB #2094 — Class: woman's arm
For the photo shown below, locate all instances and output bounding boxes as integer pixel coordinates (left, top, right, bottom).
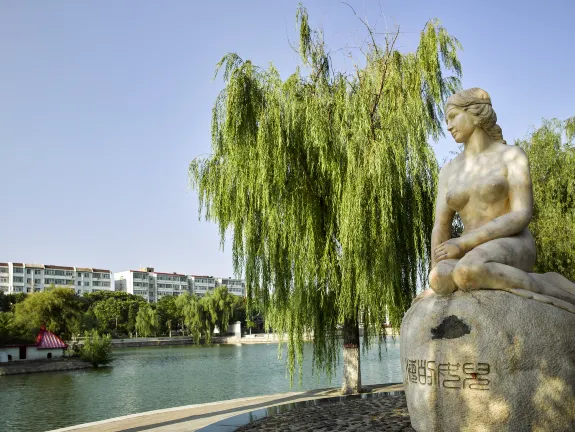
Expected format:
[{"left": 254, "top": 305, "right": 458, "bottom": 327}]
[
  {"left": 431, "top": 164, "right": 455, "bottom": 268},
  {"left": 452, "top": 146, "right": 533, "bottom": 254}
]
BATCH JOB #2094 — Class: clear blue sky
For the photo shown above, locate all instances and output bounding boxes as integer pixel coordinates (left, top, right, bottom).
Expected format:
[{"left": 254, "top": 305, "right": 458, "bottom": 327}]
[{"left": 1, "top": 0, "right": 573, "bottom": 277}]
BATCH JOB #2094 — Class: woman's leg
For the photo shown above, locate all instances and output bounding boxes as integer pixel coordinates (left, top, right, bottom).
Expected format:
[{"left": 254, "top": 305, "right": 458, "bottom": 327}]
[
  {"left": 451, "top": 233, "right": 575, "bottom": 306},
  {"left": 429, "top": 259, "right": 459, "bottom": 295}
]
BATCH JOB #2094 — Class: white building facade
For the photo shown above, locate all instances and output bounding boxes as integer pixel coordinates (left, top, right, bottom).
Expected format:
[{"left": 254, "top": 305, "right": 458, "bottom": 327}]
[
  {"left": 217, "top": 277, "right": 245, "bottom": 296},
  {"left": 114, "top": 268, "right": 190, "bottom": 302},
  {"left": 0, "top": 262, "right": 113, "bottom": 295},
  {"left": 191, "top": 275, "right": 218, "bottom": 296},
  {"left": 114, "top": 268, "right": 245, "bottom": 302}
]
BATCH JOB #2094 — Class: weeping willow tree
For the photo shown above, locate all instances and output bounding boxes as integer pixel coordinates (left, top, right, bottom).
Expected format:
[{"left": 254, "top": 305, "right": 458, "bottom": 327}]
[
  {"left": 517, "top": 117, "right": 575, "bottom": 281},
  {"left": 189, "top": 5, "right": 462, "bottom": 393}
]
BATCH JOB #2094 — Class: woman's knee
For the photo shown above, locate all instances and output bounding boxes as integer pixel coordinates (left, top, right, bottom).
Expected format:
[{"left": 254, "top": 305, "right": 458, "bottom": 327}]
[
  {"left": 452, "top": 259, "right": 485, "bottom": 291},
  {"left": 429, "top": 262, "right": 457, "bottom": 295}
]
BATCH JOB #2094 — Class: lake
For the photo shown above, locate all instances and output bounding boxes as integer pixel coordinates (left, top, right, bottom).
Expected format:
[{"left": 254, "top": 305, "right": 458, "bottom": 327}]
[{"left": 0, "top": 341, "right": 402, "bottom": 432}]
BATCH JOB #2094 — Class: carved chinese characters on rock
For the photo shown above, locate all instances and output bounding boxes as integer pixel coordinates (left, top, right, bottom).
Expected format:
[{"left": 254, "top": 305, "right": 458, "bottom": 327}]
[{"left": 404, "top": 359, "right": 490, "bottom": 391}]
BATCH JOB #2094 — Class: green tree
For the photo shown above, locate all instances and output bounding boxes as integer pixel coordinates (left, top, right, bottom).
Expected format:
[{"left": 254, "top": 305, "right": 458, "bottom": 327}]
[
  {"left": 126, "top": 300, "right": 142, "bottom": 336},
  {"left": 135, "top": 303, "right": 159, "bottom": 337},
  {"left": 157, "top": 295, "right": 180, "bottom": 336},
  {"left": 80, "top": 329, "right": 113, "bottom": 367},
  {"left": 212, "top": 286, "right": 235, "bottom": 334},
  {"left": 13, "top": 287, "right": 85, "bottom": 340},
  {"left": 85, "top": 291, "right": 147, "bottom": 337},
  {"left": 0, "top": 312, "right": 33, "bottom": 345},
  {"left": 176, "top": 292, "right": 205, "bottom": 343},
  {"left": 199, "top": 292, "right": 218, "bottom": 344},
  {"left": 92, "top": 298, "right": 122, "bottom": 333},
  {"left": 231, "top": 295, "right": 247, "bottom": 326},
  {"left": 0, "top": 292, "right": 27, "bottom": 313},
  {"left": 517, "top": 117, "right": 575, "bottom": 281},
  {"left": 189, "top": 6, "right": 462, "bottom": 392}
]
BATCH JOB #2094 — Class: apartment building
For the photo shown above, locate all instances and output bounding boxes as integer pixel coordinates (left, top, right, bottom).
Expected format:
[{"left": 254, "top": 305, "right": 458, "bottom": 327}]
[
  {"left": 114, "top": 268, "right": 190, "bottom": 302},
  {"left": 0, "top": 262, "right": 113, "bottom": 295},
  {"left": 190, "top": 275, "right": 217, "bottom": 296},
  {"left": 113, "top": 268, "right": 245, "bottom": 302},
  {"left": 217, "top": 277, "right": 245, "bottom": 296}
]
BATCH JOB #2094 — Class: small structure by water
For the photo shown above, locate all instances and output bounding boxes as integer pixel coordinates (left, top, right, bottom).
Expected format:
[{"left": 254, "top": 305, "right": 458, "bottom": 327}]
[{"left": 0, "top": 326, "right": 67, "bottom": 363}]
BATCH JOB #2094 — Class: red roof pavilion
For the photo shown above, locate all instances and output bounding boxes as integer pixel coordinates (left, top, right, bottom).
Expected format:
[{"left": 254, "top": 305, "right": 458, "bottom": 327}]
[{"left": 35, "top": 326, "right": 67, "bottom": 349}]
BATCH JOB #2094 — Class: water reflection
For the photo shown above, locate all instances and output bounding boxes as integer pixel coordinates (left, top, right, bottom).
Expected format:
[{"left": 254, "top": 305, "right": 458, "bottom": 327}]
[{"left": 0, "top": 341, "right": 401, "bottom": 432}]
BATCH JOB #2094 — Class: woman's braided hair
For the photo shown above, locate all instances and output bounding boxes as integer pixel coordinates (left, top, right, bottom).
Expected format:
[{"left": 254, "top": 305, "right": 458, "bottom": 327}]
[{"left": 445, "top": 88, "right": 506, "bottom": 144}]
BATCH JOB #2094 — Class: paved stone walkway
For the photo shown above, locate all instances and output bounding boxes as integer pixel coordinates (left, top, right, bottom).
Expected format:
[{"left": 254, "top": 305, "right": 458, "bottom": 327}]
[
  {"left": 235, "top": 394, "right": 414, "bottom": 432},
  {"left": 51, "top": 384, "right": 406, "bottom": 431}
]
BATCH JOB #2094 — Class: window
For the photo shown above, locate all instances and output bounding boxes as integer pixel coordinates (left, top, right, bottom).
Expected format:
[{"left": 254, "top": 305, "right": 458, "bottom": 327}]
[
  {"left": 0, "top": 277, "right": 8, "bottom": 283},
  {"left": 13, "top": 268, "right": 23, "bottom": 273},
  {"left": 85, "top": 282, "right": 90, "bottom": 287},
  {"left": 65, "top": 271, "right": 73, "bottom": 276},
  {"left": 35, "top": 270, "right": 42, "bottom": 274},
  {"left": 93, "top": 273, "right": 101, "bottom": 279},
  {"left": 35, "top": 279, "right": 41, "bottom": 283},
  {"left": 0, "top": 267, "right": 7, "bottom": 274},
  {"left": 77, "top": 272, "right": 83, "bottom": 277},
  {"left": 93, "top": 281, "right": 101, "bottom": 287},
  {"left": 102, "top": 273, "right": 110, "bottom": 279},
  {"left": 26, "top": 278, "right": 31, "bottom": 283},
  {"left": 26, "top": 269, "right": 31, "bottom": 274},
  {"left": 13, "top": 276, "right": 23, "bottom": 283},
  {"left": 77, "top": 281, "right": 82, "bottom": 286}
]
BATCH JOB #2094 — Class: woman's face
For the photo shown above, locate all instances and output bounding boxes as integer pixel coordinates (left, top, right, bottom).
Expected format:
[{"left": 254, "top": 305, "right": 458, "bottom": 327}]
[{"left": 446, "top": 107, "right": 476, "bottom": 143}]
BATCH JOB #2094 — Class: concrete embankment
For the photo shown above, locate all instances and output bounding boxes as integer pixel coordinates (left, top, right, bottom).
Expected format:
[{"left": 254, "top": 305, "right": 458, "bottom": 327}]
[
  {"left": 105, "top": 334, "right": 310, "bottom": 347},
  {"left": 49, "top": 383, "right": 404, "bottom": 431},
  {"left": 108, "top": 336, "right": 195, "bottom": 348},
  {"left": 0, "top": 358, "right": 92, "bottom": 376},
  {"left": 105, "top": 331, "right": 395, "bottom": 348}
]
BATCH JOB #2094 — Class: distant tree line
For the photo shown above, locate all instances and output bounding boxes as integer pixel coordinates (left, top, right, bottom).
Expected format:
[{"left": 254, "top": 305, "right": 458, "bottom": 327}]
[{"left": 0, "top": 285, "right": 252, "bottom": 346}]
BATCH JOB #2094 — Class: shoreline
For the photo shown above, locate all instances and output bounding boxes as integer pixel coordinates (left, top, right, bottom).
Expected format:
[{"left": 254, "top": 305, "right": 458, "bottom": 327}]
[
  {"left": 48, "top": 382, "right": 405, "bottom": 431},
  {"left": 0, "top": 357, "right": 92, "bottom": 376},
  {"left": 107, "top": 329, "right": 396, "bottom": 348},
  {"left": 1, "top": 333, "right": 396, "bottom": 375},
  {"left": 106, "top": 333, "right": 314, "bottom": 348}
]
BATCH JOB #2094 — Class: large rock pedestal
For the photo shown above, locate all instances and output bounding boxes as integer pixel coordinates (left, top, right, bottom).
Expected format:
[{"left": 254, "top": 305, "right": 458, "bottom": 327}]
[{"left": 400, "top": 290, "right": 575, "bottom": 432}]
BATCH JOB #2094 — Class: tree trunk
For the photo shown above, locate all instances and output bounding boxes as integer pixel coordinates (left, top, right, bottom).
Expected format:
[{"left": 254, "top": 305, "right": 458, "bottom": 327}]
[{"left": 341, "top": 316, "right": 361, "bottom": 395}]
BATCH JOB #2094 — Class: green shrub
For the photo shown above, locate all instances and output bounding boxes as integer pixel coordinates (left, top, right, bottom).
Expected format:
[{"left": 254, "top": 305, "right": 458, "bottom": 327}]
[{"left": 80, "top": 329, "right": 113, "bottom": 367}]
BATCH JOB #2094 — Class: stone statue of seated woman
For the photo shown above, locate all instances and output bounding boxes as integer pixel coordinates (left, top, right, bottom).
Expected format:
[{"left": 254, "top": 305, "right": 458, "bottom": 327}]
[{"left": 420, "top": 87, "right": 575, "bottom": 311}]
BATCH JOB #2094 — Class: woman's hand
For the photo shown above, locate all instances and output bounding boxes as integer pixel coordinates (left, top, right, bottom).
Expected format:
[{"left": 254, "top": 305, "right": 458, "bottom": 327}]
[{"left": 434, "top": 238, "right": 465, "bottom": 262}]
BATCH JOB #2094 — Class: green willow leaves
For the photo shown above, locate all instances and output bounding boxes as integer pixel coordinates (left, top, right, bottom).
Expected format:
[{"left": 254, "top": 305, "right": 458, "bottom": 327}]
[
  {"left": 517, "top": 117, "right": 575, "bottom": 281},
  {"left": 189, "top": 6, "right": 462, "bottom": 383}
]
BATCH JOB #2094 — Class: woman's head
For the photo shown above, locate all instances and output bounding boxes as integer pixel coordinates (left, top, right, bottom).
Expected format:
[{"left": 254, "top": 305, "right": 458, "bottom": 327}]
[{"left": 445, "top": 88, "right": 506, "bottom": 144}]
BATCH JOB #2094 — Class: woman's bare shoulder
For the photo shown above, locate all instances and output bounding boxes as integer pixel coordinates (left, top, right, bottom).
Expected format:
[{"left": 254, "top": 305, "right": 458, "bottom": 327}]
[
  {"left": 439, "top": 154, "right": 465, "bottom": 176},
  {"left": 498, "top": 144, "right": 528, "bottom": 162}
]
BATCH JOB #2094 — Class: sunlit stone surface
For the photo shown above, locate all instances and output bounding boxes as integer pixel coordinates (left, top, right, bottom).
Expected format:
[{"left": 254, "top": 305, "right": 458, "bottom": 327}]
[{"left": 401, "top": 290, "right": 575, "bottom": 431}]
